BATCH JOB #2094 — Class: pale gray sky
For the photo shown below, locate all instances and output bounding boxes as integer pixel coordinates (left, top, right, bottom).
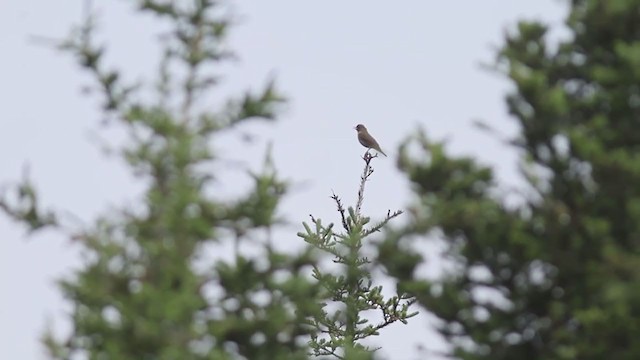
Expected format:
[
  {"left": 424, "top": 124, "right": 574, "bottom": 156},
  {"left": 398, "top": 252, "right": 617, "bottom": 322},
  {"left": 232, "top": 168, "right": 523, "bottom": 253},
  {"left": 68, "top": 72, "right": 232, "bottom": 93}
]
[{"left": 0, "top": 1, "right": 566, "bottom": 359}]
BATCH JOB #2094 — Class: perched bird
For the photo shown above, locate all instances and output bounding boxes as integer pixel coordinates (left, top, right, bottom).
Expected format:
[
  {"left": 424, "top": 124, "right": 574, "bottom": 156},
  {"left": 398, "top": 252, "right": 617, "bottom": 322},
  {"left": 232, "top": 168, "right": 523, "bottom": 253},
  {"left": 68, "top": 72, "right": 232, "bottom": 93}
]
[{"left": 355, "top": 124, "right": 387, "bottom": 157}]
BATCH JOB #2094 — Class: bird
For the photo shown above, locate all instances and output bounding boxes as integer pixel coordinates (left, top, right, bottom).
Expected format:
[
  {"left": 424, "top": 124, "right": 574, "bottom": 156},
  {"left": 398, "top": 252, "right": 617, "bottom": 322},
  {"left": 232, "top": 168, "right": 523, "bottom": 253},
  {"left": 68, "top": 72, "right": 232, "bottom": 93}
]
[{"left": 354, "top": 124, "right": 387, "bottom": 157}]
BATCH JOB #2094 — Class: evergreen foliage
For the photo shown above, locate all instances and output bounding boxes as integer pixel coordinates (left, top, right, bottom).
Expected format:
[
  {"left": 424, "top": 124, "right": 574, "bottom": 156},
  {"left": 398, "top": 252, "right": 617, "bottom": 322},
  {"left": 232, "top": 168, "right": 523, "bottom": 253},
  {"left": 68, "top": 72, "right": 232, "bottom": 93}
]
[
  {"left": 2, "top": 2, "right": 322, "bottom": 359},
  {"left": 380, "top": 1, "right": 640, "bottom": 359},
  {"left": 7, "top": 1, "right": 640, "bottom": 359},
  {"left": 299, "top": 153, "right": 415, "bottom": 359}
]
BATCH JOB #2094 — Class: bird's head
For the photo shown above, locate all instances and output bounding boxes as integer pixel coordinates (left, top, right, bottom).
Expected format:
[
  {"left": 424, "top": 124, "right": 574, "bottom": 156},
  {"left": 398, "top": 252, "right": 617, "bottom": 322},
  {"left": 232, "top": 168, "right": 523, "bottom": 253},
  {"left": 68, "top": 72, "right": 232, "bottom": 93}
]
[{"left": 354, "top": 124, "right": 366, "bottom": 132}]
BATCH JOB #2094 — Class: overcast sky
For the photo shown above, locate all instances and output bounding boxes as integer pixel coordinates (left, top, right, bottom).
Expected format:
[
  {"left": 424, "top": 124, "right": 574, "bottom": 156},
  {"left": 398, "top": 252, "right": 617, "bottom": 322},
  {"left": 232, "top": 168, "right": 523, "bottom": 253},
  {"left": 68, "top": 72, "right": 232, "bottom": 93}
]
[{"left": 0, "top": 1, "right": 566, "bottom": 359}]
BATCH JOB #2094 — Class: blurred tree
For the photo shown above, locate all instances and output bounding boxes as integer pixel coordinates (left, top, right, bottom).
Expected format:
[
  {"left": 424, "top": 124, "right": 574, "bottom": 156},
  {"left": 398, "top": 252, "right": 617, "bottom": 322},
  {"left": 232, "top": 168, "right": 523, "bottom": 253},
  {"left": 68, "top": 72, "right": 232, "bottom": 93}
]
[
  {"left": 1, "top": 1, "right": 324, "bottom": 359},
  {"left": 380, "top": 0, "right": 640, "bottom": 359},
  {"left": 299, "top": 153, "right": 415, "bottom": 359}
]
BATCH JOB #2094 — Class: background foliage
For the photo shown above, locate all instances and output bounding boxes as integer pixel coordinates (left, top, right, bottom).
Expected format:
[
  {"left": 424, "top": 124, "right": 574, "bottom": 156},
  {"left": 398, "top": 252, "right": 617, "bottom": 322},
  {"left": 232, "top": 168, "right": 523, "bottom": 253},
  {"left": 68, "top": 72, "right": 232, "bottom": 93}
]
[
  {"left": 381, "top": 0, "right": 640, "bottom": 359},
  {"left": 4, "top": 0, "right": 640, "bottom": 359}
]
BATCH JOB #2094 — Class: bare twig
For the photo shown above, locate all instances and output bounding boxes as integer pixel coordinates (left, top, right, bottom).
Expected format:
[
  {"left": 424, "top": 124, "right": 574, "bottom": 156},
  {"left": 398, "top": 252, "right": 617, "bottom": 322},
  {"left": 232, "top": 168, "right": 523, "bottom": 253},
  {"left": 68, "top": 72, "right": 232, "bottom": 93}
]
[
  {"left": 355, "top": 152, "right": 376, "bottom": 220},
  {"left": 331, "top": 192, "right": 350, "bottom": 231}
]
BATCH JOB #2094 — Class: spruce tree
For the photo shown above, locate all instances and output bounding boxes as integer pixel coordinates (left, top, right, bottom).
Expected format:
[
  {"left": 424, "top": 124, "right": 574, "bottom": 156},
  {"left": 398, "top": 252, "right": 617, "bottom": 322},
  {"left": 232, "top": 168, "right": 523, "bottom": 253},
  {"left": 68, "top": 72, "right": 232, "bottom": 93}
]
[
  {"left": 299, "top": 152, "right": 416, "bottom": 359},
  {"left": 1, "top": 2, "right": 322, "bottom": 359},
  {"left": 380, "top": 1, "right": 640, "bottom": 359}
]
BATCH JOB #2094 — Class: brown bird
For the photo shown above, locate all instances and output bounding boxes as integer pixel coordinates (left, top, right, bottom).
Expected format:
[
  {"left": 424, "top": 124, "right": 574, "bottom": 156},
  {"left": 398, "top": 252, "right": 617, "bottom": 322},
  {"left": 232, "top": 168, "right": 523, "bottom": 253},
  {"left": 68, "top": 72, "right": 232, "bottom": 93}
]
[{"left": 355, "top": 124, "right": 387, "bottom": 157}]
